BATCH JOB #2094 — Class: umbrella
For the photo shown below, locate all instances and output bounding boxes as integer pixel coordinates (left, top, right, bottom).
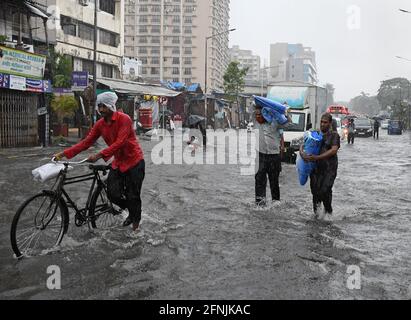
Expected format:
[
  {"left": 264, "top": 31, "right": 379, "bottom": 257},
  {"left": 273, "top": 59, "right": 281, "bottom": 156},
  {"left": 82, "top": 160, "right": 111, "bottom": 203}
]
[{"left": 186, "top": 115, "right": 206, "bottom": 126}]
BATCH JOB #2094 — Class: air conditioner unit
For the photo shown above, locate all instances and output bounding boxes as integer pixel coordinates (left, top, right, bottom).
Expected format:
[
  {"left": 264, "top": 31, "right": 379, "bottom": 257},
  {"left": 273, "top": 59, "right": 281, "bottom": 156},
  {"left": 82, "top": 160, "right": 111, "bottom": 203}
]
[{"left": 78, "top": 0, "right": 88, "bottom": 7}]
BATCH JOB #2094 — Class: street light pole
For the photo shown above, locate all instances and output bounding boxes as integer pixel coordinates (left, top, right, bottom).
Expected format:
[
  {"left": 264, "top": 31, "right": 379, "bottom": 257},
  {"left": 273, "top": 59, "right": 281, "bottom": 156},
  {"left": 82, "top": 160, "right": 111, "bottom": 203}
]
[
  {"left": 92, "top": 0, "right": 98, "bottom": 126},
  {"left": 260, "top": 65, "right": 281, "bottom": 96},
  {"left": 204, "top": 28, "right": 236, "bottom": 129}
]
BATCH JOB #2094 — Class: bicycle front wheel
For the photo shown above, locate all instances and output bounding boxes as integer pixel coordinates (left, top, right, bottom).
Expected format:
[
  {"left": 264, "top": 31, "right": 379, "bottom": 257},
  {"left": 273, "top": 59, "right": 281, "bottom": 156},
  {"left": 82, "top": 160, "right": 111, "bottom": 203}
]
[
  {"left": 10, "top": 192, "right": 68, "bottom": 259},
  {"left": 88, "top": 185, "right": 122, "bottom": 229}
]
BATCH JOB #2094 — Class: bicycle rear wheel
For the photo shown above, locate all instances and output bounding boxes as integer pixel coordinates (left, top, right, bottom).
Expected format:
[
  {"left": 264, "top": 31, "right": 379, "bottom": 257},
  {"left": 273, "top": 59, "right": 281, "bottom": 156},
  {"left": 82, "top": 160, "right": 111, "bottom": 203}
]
[
  {"left": 10, "top": 192, "right": 68, "bottom": 258},
  {"left": 88, "top": 185, "right": 122, "bottom": 229}
]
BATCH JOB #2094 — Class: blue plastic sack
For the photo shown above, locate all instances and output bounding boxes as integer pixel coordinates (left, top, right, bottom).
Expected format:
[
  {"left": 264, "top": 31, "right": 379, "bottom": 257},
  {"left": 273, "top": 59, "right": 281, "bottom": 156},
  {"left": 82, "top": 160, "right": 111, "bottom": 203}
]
[
  {"left": 262, "top": 107, "right": 289, "bottom": 125},
  {"left": 254, "top": 96, "right": 288, "bottom": 114},
  {"left": 297, "top": 131, "right": 323, "bottom": 186}
]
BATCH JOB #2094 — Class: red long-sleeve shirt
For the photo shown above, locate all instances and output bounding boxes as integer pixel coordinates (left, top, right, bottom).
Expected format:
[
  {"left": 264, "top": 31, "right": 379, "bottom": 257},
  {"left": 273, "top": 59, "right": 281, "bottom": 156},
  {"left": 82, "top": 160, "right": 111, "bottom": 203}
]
[{"left": 64, "top": 112, "right": 144, "bottom": 173}]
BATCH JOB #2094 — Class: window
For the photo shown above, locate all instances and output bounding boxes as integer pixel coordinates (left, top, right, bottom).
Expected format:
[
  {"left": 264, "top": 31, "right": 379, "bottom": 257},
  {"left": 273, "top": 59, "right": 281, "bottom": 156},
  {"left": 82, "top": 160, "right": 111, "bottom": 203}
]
[
  {"left": 172, "top": 57, "right": 180, "bottom": 65},
  {"left": 101, "top": 64, "right": 113, "bottom": 78},
  {"left": 78, "top": 23, "right": 94, "bottom": 41},
  {"left": 151, "top": 67, "right": 159, "bottom": 75},
  {"left": 172, "top": 67, "right": 179, "bottom": 75},
  {"left": 82, "top": 60, "right": 94, "bottom": 74},
  {"left": 184, "top": 68, "right": 191, "bottom": 75},
  {"left": 100, "top": 0, "right": 115, "bottom": 15},
  {"left": 151, "top": 57, "right": 159, "bottom": 64},
  {"left": 100, "top": 29, "right": 119, "bottom": 47},
  {"left": 61, "top": 15, "right": 76, "bottom": 36}
]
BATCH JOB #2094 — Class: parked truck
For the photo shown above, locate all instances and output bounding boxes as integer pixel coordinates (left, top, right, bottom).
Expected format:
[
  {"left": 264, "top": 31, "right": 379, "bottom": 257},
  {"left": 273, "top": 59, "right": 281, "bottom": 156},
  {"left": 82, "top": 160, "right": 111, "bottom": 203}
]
[{"left": 267, "top": 82, "right": 328, "bottom": 163}]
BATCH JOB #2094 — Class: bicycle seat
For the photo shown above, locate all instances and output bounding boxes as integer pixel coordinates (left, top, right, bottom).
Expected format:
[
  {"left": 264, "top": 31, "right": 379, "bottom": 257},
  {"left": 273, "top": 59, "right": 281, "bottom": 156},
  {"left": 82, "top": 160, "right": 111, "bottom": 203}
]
[{"left": 89, "top": 164, "right": 111, "bottom": 172}]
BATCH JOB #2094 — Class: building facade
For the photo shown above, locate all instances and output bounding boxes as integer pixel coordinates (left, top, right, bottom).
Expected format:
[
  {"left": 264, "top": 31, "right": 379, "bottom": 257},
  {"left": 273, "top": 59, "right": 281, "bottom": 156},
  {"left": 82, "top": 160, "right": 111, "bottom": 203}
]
[
  {"left": 0, "top": 0, "right": 53, "bottom": 148},
  {"left": 229, "top": 45, "right": 261, "bottom": 84},
  {"left": 124, "top": 0, "right": 231, "bottom": 92},
  {"left": 55, "top": 0, "right": 124, "bottom": 79},
  {"left": 269, "top": 43, "right": 318, "bottom": 85}
]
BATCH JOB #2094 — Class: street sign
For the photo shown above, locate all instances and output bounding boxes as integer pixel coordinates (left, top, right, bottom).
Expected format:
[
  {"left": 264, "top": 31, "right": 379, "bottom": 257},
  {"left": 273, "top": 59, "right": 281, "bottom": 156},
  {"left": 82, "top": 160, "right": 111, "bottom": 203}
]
[{"left": 71, "top": 71, "right": 89, "bottom": 91}]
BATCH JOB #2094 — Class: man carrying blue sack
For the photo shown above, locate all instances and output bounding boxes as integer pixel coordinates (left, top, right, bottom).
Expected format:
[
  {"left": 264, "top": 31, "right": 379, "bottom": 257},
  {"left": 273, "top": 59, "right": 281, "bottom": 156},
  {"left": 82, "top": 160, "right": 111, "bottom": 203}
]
[
  {"left": 300, "top": 113, "right": 340, "bottom": 220},
  {"left": 254, "top": 101, "right": 291, "bottom": 207}
]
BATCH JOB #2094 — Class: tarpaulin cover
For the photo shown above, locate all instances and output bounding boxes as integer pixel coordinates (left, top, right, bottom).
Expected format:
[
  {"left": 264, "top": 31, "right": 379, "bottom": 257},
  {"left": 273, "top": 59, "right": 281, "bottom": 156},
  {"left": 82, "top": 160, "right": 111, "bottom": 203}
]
[{"left": 296, "top": 131, "right": 323, "bottom": 186}]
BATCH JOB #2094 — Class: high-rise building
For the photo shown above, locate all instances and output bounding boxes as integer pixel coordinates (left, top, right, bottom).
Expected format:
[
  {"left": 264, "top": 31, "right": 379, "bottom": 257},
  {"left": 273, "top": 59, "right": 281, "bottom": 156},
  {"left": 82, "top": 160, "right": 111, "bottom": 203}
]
[
  {"left": 229, "top": 45, "right": 261, "bottom": 84},
  {"left": 124, "top": 0, "right": 231, "bottom": 92},
  {"left": 269, "top": 43, "right": 318, "bottom": 85}
]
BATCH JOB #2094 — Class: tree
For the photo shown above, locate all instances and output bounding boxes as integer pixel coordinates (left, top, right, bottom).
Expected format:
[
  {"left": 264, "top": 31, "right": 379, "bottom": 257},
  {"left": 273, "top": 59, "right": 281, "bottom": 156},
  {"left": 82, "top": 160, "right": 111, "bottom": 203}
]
[
  {"left": 51, "top": 96, "right": 78, "bottom": 124},
  {"left": 49, "top": 47, "right": 73, "bottom": 88},
  {"left": 349, "top": 93, "right": 380, "bottom": 116},
  {"left": 223, "top": 61, "right": 248, "bottom": 101}
]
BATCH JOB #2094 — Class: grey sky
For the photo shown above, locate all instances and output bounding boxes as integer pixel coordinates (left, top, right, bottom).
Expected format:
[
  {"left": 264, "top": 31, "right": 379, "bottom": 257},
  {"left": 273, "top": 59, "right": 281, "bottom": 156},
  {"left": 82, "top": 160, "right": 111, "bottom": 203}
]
[{"left": 229, "top": 0, "right": 411, "bottom": 102}]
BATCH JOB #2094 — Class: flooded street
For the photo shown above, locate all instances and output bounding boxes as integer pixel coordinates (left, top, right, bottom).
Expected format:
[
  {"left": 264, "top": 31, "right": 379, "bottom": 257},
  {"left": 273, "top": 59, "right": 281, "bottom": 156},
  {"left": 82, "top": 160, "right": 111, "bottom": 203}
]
[{"left": 0, "top": 130, "right": 410, "bottom": 300}]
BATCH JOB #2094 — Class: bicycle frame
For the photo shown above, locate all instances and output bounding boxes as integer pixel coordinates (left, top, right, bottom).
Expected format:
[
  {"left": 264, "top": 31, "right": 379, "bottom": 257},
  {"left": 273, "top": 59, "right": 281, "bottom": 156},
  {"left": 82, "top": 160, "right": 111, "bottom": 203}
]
[{"left": 48, "top": 162, "right": 110, "bottom": 227}]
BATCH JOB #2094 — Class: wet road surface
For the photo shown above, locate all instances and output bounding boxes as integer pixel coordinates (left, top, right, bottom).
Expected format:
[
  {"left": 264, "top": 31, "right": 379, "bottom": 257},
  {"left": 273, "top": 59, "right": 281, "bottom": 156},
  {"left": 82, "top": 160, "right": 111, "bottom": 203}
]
[{"left": 0, "top": 130, "right": 410, "bottom": 300}]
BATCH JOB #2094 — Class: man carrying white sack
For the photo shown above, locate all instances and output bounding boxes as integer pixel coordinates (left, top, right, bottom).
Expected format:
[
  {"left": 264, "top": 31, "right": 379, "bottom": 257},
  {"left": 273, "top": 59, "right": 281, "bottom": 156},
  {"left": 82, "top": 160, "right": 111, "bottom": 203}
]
[{"left": 54, "top": 92, "right": 145, "bottom": 231}]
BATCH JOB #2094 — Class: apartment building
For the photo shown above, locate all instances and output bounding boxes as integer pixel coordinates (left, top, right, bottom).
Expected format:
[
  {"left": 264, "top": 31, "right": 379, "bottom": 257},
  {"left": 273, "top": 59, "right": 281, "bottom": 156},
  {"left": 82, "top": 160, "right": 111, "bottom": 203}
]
[
  {"left": 56, "top": 0, "right": 124, "bottom": 79},
  {"left": 229, "top": 45, "right": 261, "bottom": 83},
  {"left": 124, "top": 0, "right": 230, "bottom": 92},
  {"left": 269, "top": 43, "right": 318, "bottom": 85}
]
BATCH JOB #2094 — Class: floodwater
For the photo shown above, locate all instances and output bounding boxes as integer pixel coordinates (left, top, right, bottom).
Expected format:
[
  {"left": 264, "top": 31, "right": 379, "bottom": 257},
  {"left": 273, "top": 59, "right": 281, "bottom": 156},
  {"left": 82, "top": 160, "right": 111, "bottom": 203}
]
[{"left": 0, "top": 130, "right": 410, "bottom": 300}]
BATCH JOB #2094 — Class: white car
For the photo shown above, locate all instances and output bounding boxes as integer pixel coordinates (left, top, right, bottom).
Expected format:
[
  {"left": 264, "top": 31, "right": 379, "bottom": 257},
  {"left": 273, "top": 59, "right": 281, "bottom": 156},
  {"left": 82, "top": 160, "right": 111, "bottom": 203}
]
[
  {"left": 381, "top": 119, "right": 389, "bottom": 130},
  {"left": 333, "top": 117, "right": 345, "bottom": 140}
]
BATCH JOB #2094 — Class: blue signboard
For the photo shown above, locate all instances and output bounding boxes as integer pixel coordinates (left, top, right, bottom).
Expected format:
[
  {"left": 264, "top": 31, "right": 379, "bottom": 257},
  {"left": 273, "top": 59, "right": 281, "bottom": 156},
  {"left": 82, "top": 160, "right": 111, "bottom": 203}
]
[
  {"left": 26, "top": 78, "right": 43, "bottom": 92},
  {"left": 72, "top": 71, "right": 89, "bottom": 91}
]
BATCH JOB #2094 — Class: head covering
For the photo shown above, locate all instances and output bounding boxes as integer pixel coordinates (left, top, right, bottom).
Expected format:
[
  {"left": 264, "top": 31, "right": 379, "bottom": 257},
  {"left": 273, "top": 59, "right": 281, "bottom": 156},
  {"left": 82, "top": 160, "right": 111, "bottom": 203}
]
[{"left": 96, "top": 92, "right": 118, "bottom": 112}]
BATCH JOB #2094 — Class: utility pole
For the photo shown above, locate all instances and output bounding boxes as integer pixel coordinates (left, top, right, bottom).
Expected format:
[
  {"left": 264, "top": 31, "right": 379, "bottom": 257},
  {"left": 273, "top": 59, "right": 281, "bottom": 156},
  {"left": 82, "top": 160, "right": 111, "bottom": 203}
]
[{"left": 92, "top": 0, "right": 98, "bottom": 126}]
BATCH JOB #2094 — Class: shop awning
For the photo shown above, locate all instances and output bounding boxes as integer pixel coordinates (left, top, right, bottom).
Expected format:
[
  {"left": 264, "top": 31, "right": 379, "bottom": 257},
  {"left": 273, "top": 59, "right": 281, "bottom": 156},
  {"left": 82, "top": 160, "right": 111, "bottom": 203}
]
[{"left": 97, "top": 77, "right": 181, "bottom": 97}]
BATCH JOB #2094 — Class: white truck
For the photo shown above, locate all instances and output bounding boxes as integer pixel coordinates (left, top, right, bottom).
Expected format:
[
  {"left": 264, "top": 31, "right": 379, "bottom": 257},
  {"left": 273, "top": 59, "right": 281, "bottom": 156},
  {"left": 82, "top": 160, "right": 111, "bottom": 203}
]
[{"left": 267, "top": 82, "right": 328, "bottom": 163}]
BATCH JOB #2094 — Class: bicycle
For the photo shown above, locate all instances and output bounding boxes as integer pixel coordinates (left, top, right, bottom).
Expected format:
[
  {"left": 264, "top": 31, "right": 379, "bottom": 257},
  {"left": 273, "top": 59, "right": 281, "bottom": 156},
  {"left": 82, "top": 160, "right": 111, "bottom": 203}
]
[{"left": 10, "top": 158, "right": 122, "bottom": 259}]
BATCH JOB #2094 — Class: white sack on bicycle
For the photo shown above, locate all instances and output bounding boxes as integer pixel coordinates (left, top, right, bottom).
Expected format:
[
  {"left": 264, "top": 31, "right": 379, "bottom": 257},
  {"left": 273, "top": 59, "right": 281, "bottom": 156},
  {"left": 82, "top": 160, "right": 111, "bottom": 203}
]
[{"left": 32, "top": 163, "right": 72, "bottom": 183}]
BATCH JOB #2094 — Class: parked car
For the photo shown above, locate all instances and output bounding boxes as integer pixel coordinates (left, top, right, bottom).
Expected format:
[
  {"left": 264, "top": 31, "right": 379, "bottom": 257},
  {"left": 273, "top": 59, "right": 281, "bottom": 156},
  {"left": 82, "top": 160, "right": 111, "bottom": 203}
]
[
  {"left": 388, "top": 120, "right": 403, "bottom": 135},
  {"left": 381, "top": 119, "right": 390, "bottom": 130},
  {"left": 354, "top": 118, "right": 373, "bottom": 137}
]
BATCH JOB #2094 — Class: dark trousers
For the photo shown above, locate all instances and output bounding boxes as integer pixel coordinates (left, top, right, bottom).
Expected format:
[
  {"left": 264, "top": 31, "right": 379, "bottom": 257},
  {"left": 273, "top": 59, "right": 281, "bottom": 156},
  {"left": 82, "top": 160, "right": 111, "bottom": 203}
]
[
  {"left": 107, "top": 160, "right": 145, "bottom": 224},
  {"left": 255, "top": 153, "right": 281, "bottom": 205},
  {"left": 374, "top": 128, "right": 379, "bottom": 140},
  {"left": 310, "top": 169, "right": 336, "bottom": 214}
]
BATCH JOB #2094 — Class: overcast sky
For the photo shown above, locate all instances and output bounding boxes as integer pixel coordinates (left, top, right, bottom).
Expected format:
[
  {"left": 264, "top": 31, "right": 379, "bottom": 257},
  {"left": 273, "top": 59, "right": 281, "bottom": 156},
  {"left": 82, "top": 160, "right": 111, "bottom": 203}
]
[{"left": 229, "top": 0, "right": 411, "bottom": 102}]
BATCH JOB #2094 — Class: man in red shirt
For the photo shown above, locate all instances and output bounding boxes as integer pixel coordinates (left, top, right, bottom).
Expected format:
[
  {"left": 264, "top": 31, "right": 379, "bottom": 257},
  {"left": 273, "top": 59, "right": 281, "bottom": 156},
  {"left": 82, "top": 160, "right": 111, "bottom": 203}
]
[{"left": 54, "top": 92, "right": 145, "bottom": 231}]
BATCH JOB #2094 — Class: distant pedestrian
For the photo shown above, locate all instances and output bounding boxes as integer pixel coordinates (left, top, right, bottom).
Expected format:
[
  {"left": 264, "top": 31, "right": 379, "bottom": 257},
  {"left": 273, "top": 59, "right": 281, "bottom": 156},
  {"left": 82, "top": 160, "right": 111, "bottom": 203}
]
[
  {"left": 300, "top": 113, "right": 340, "bottom": 220},
  {"left": 347, "top": 119, "right": 355, "bottom": 144},
  {"left": 373, "top": 119, "right": 380, "bottom": 140},
  {"left": 254, "top": 103, "right": 291, "bottom": 206}
]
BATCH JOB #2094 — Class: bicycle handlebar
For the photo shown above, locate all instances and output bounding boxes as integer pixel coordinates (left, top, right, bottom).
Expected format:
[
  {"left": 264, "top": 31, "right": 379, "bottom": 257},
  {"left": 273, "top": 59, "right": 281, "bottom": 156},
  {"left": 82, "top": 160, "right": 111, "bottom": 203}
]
[{"left": 51, "top": 157, "right": 89, "bottom": 165}]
